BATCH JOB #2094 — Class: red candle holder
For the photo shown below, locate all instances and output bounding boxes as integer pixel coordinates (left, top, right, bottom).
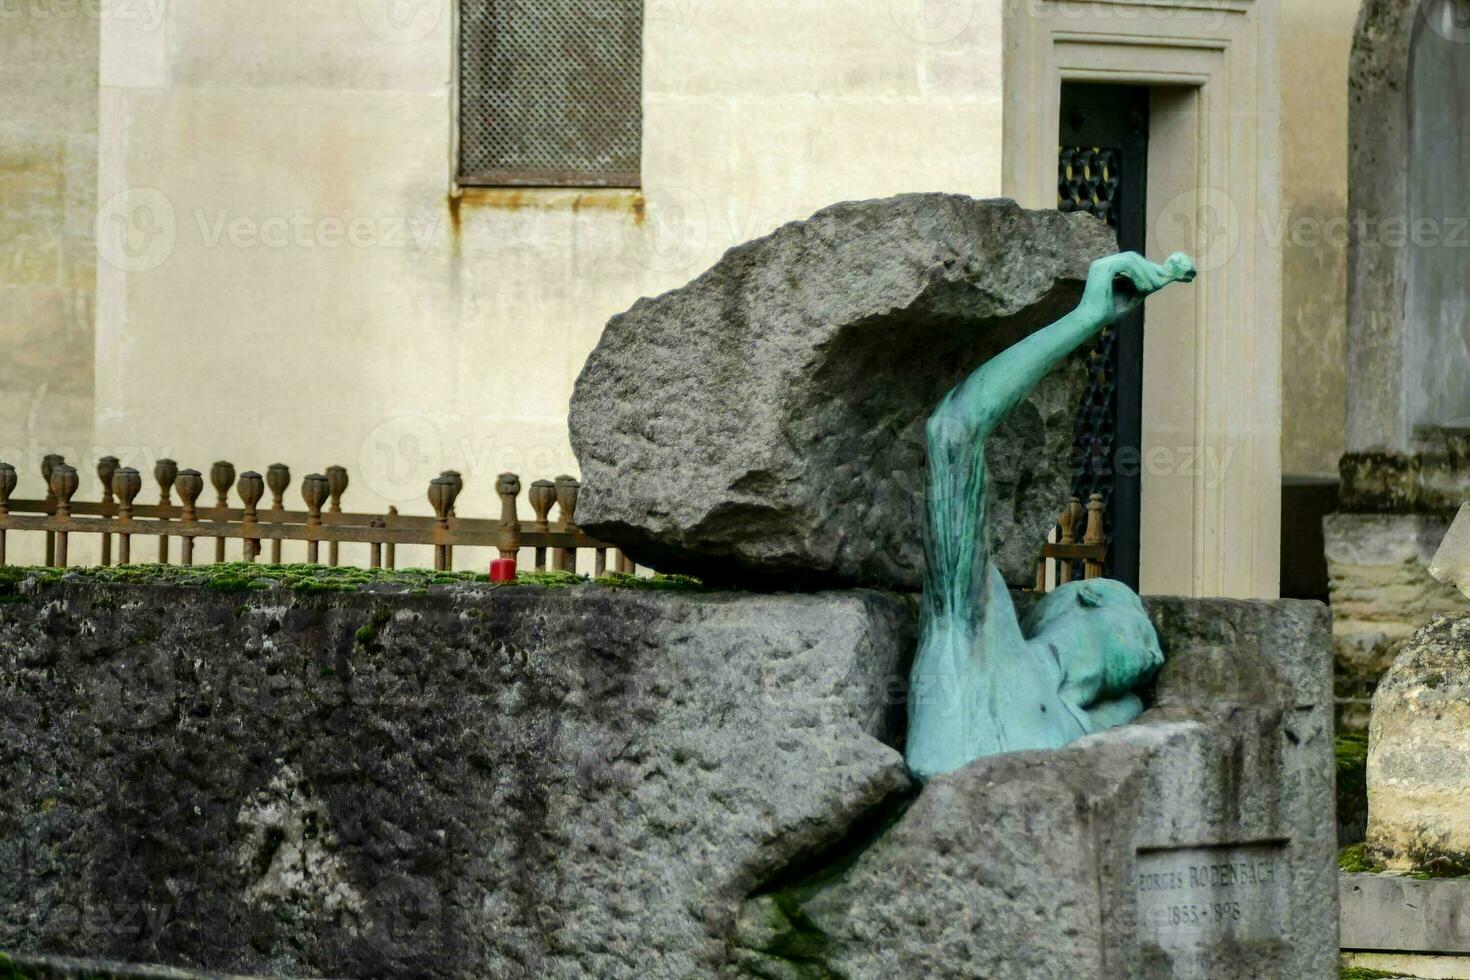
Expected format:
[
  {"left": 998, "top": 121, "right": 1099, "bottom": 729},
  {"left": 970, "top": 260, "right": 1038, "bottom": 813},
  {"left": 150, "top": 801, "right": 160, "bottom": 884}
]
[{"left": 490, "top": 557, "right": 517, "bottom": 583}]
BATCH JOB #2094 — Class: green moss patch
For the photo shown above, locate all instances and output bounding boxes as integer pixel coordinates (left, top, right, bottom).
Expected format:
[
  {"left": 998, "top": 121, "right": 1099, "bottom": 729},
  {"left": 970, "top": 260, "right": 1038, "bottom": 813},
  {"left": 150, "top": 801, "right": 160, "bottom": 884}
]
[
  {"left": 594, "top": 571, "right": 706, "bottom": 592},
  {"left": 1337, "top": 732, "right": 1370, "bottom": 845},
  {"left": 0, "top": 562, "right": 708, "bottom": 599},
  {"left": 1339, "top": 843, "right": 1382, "bottom": 874},
  {"left": 1338, "top": 841, "right": 1470, "bottom": 880}
]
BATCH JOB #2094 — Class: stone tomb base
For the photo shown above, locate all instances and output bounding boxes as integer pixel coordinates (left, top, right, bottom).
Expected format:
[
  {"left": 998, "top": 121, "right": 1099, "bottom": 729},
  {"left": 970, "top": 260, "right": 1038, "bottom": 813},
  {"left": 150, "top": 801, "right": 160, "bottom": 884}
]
[
  {"left": 0, "top": 577, "right": 1334, "bottom": 979},
  {"left": 731, "top": 598, "right": 1337, "bottom": 980}
]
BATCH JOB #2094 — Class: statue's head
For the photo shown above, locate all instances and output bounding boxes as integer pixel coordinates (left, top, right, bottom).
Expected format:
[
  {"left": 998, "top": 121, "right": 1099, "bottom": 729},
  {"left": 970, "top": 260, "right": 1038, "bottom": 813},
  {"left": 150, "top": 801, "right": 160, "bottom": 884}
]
[{"left": 1022, "top": 578, "right": 1164, "bottom": 699}]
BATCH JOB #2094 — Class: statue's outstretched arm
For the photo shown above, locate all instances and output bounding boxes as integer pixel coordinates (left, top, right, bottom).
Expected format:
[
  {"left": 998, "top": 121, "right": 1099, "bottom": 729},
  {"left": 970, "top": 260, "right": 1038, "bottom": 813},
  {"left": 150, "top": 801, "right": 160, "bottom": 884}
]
[{"left": 932, "top": 252, "right": 1196, "bottom": 439}]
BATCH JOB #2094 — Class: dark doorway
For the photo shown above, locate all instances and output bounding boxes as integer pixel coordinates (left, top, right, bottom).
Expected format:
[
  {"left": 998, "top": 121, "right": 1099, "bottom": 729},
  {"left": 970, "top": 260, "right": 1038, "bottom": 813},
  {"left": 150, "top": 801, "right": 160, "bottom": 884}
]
[{"left": 1057, "top": 82, "right": 1150, "bottom": 589}]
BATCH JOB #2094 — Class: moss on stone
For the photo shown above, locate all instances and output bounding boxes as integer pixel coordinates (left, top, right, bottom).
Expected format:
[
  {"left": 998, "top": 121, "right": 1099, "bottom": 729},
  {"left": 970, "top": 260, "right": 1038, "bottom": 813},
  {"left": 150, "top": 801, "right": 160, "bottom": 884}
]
[
  {"left": 1339, "top": 843, "right": 1381, "bottom": 874},
  {"left": 1337, "top": 732, "right": 1369, "bottom": 845},
  {"left": 754, "top": 895, "right": 836, "bottom": 979},
  {"left": 0, "top": 563, "right": 714, "bottom": 603},
  {"left": 354, "top": 609, "right": 392, "bottom": 646},
  {"left": 595, "top": 571, "right": 706, "bottom": 592},
  {"left": 1338, "top": 841, "right": 1470, "bottom": 880},
  {"left": 1400, "top": 839, "right": 1470, "bottom": 879},
  {"left": 1340, "top": 967, "right": 1411, "bottom": 979}
]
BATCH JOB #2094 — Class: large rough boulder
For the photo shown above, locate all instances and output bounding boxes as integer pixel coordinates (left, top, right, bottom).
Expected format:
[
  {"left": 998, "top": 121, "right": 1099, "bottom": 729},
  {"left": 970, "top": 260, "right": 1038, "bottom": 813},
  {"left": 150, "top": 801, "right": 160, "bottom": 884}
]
[
  {"left": 570, "top": 194, "right": 1113, "bottom": 590},
  {"left": 1367, "top": 613, "right": 1470, "bottom": 874},
  {"left": 731, "top": 598, "right": 1338, "bottom": 980},
  {"left": 0, "top": 574, "right": 914, "bottom": 979}
]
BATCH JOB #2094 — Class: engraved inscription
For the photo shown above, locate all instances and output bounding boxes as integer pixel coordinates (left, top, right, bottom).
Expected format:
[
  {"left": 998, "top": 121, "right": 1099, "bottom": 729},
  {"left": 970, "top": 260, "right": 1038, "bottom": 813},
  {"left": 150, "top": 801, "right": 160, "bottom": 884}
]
[{"left": 1136, "top": 842, "right": 1288, "bottom": 951}]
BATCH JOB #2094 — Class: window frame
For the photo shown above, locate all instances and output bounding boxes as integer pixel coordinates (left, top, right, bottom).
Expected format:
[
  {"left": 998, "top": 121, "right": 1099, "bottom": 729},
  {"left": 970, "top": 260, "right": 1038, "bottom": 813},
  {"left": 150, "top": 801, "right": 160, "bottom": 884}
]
[{"left": 452, "top": 0, "right": 643, "bottom": 191}]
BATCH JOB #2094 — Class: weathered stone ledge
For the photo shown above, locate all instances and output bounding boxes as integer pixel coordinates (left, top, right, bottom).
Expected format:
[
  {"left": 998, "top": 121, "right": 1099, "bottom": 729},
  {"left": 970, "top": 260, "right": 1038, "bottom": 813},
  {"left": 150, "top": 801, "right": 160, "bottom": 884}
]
[
  {"left": 1, "top": 576, "right": 1335, "bottom": 978},
  {"left": 2, "top": 575, "right": 915, "bottom": 979},
  {"left": 1340, "top": 438, "right": 1470, "bottom": 515},
  {"left": 0, "top": 950, "right": 261, "bottom": 979},
  {"left": 1341, "top": 871, "right": 1470, "bottom": 955}
]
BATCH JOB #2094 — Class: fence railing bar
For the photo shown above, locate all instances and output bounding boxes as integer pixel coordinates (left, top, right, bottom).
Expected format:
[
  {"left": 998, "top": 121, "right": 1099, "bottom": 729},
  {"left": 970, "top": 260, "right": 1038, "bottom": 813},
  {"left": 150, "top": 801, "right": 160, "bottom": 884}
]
[{"left": 1034, "top": 492, "right": 1108, "bottom": 593}]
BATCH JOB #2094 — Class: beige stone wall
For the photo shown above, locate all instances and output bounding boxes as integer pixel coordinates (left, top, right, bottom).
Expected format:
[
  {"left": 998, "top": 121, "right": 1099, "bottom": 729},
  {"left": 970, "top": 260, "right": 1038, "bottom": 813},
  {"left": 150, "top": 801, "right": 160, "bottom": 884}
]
[
  {"left": 0, "top": 8, "right": 98, "bottom": 502},
  {"left": 1278, "top": 0, "right": 1358, "bottom": 478},
  {"left": 91, "top": 0, "right": 1004, "bottom": 568}
]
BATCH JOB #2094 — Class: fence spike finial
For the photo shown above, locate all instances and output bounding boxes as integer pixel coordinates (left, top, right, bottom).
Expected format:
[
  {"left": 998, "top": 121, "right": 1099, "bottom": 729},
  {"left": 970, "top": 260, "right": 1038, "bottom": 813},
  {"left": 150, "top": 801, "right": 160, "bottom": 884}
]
[
  {"left": 211, "top": 461, "right": 236, "bottom": 562},
  {"left": 238, "top": 471, "right": 264, "bottom": 562},
  {"left": 266, "top": 463, "right": 290, "bottom": 562},
  {"left": 1084, "top": 493, "right": 1106, "bottom": 580},
  {"left": 51, "top": 464, "right": 79, "bottom": 516},
  {"left": 153, "top": 459, "right": 179, "bottom": 563},
  {"left": 553, "top": 476, "right": 580, "bottom": 573},
  {"left": 211, "top": 461, "right": 236, "bottom": 505},
  {"left": 176, "top": 469, "right": 203, "bottom": 566},
  {"left": 154, "top": 459, "right": 178, "bottom": 503},
  {"left": 496, "top": 473, "right": 522, "bottom": 561},
  {"left": 266, "top": 463, "right": 290, "bottom": 509},
  {"left": 301, "top": 473, "right": 329, "bottom": 564},
  {"left": 529, "top": 479, "right": 556, "bottom": 572},
  {"left": 428, "top": 476, "right": 458, "bottom": 571},
  {"left": 114, "top": 467, "right": 141, "bottom": 564},
  {"left": 0, "top": 462, "right": 14, "bottom": 515},
  {"left": 96, "top": 455, "right": 120, "bottom": 566},
  {"left": 41, "top": 454, "right": 63, "bottom": 501},
  {"left": 97, "top": 456, "right": 119, "bottom": 503},
  {"left": 0, "top": 461, "right": 13, "bottom": 566},
  {"left": 554, "top": 475, "right": 580, "bottom": 528},
  {"left": 50, "top": 464, "right": 79, "bottom": 567},
  {"left": 326, "top": 465, "right": 348, "bottom": 511},
  {"left": 114, "top": 467, "right": 142, "bottom": 508},
  {"left": 325, "top": 465, "right": 348, "bottom": 566}
]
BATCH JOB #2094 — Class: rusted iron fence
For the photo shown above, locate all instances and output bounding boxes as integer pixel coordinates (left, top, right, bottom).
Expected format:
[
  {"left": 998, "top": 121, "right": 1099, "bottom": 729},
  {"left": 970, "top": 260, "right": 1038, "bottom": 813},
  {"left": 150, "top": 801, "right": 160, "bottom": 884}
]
[
  {"left": 1034, "top": 493, "right": 1106, "bottom": 592},
  {"left": 0, "top": 454, "right": 636, "bottom": 576},
  {"left": 0, "top": 453, "right": 1098, "bottom": 586}
]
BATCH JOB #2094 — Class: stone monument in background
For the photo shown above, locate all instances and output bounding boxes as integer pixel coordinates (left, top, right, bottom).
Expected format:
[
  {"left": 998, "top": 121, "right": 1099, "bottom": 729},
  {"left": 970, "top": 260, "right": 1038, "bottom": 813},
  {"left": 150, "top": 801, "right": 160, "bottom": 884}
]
[{"left": 1327, "top": 0, "right": 1470, "bottom": 728}]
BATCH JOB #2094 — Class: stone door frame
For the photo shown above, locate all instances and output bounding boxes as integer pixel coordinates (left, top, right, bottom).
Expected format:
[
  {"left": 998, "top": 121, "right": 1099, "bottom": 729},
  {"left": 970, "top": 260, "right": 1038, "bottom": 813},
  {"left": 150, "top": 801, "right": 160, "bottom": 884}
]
[{"left": 1003, "top": 0, "right": 1282, "bottom": 598}]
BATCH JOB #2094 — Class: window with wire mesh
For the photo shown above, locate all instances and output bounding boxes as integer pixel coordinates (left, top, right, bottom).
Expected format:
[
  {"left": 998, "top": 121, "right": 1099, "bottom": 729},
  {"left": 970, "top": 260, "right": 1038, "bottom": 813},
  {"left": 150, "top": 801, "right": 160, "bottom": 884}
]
[{"left": 458, "top": 0, "right": 642, "bottom": 188}]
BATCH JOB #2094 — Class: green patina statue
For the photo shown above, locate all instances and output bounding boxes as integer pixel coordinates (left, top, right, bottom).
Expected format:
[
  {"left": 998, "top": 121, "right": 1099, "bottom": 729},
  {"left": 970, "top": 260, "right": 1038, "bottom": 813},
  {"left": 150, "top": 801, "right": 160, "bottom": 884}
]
[{"left": 906, "top": 250, "right": 1196, "bottom": 780}]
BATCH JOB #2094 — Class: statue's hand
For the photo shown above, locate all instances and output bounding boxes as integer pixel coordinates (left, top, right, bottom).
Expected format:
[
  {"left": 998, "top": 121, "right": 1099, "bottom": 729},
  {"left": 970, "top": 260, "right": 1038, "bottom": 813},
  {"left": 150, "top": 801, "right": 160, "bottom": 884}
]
[{"left": 1081, "top": 251, "right": 1196, "bottom": 322}]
